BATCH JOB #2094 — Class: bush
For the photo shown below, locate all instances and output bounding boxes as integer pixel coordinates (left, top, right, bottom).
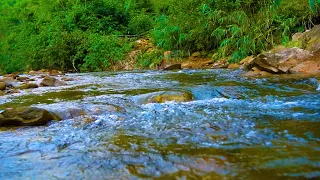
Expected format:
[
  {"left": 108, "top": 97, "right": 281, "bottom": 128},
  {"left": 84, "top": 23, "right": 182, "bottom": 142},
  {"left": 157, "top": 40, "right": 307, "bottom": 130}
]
[
  {"left": 128, "top": 13, "right": 153, "bottom": 35},
  {"left": 135, "top": 50, "right": 163, "bottom": 68},
  {"left": 81, "top": 34, "right": 132, "bottom": 72}
]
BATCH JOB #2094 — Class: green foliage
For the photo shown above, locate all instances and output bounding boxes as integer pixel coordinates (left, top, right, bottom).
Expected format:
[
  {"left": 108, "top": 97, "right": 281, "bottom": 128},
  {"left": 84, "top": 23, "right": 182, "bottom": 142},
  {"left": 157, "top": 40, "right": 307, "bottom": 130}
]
[
  {"left": 135, "top": 50, "right": 163, "bottom": 68},
  {"left": 0, "top": 0, "right": 319, "bottom": 73},
  {"left": 151, "top": 0, "right": 320, "bottom": 63},
  {"left": 0, "top": 0, "right": 145, "bottom": 73},
  {"left": 81, "top": 35, "right": 132, "bottom": 72},
  {"left": 128, "top": 13, "right": 153, "bottom": 35}
]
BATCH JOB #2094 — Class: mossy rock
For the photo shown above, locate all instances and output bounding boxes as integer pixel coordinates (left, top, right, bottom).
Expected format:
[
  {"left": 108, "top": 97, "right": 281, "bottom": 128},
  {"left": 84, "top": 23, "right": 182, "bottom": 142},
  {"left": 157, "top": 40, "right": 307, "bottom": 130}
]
[
  {"left": 306, "top": 37, "right": 320, "bottom": 52},
  {"left": 286, "top": 41, "right": 303, "bottom": 49},
  {"left": 16, "top": 83, "right": 39, "bottom": 90},
  {"left": 0, "top": 107, "right": 61, "bottom": 126},
  {"left": 0, "top": 82, "right": 6, "bottom": 91}
]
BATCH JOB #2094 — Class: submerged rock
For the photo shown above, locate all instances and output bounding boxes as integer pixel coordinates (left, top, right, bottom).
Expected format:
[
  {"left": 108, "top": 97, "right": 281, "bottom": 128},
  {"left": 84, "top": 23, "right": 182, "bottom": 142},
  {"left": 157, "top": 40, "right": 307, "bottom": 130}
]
[
  {"left": 40, "top": 76, "right": 67, "bottom": 87},
  {"left": 134, "top": 91, "right": 193, "bottom": 104},
  {"left": 0, "top": 107, "right": 61, "bottom": 126}
]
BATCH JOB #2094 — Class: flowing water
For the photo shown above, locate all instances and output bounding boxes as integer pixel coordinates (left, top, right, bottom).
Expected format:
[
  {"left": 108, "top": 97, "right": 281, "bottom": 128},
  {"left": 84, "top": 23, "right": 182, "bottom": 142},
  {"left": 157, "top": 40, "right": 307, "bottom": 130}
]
[{"left": 0, "top": 69, "right": 319, "bottom": 179}]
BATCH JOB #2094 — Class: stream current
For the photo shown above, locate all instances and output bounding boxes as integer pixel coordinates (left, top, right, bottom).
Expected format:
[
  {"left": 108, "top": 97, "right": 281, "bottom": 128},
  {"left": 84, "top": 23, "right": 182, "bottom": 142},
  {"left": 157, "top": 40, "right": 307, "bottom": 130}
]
[{"left": 0, "top": 69, "right": 319, "bottom": 179}]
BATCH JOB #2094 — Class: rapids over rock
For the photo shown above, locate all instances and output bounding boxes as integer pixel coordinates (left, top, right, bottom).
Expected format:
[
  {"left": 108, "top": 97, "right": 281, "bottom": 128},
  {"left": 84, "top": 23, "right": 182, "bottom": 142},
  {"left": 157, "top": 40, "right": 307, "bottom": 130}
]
[{"left": 0, "top": 69, "right": 319, "bottom": 179}]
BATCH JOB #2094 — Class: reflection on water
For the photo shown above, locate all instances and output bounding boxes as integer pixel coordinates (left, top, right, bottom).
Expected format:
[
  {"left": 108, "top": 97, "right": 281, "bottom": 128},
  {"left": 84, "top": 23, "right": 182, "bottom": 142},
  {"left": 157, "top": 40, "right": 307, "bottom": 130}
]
[{"left": 0, "top": 70, "right": 319, "bottom": 179}]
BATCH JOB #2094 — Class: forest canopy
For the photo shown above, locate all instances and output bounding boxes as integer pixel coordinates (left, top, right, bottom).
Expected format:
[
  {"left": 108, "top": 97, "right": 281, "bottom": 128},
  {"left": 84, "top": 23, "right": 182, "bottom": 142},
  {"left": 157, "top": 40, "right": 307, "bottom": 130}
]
[{"left": 0, "top": 0, "right": 319, "bottom": 73}]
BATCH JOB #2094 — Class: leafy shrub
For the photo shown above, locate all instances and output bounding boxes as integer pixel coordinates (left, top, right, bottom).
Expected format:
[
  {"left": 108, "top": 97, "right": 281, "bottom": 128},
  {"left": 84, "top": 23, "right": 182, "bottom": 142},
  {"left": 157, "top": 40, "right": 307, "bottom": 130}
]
[
  {"left": 135, "top": 50, "right": 163, "bottom": 68},
  {"left": 81, "top": 35, "right": 132, "bottom": 72},
  {"left": 128, "top": 13, "right": 153, "bottom": 35}
]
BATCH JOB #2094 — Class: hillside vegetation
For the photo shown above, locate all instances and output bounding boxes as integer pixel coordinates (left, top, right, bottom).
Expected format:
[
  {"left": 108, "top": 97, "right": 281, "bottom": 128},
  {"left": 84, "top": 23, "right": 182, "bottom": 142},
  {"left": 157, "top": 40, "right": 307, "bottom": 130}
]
[{"left": 0, "top": 0, "right": 319, "bottom": 73}]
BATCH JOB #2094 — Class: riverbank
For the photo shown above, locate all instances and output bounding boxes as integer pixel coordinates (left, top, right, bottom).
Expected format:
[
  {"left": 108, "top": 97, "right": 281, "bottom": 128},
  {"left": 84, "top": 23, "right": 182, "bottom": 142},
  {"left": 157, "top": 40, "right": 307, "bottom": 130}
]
[{"left": 1, "top": 24, "right": 320, "bottom": 116}]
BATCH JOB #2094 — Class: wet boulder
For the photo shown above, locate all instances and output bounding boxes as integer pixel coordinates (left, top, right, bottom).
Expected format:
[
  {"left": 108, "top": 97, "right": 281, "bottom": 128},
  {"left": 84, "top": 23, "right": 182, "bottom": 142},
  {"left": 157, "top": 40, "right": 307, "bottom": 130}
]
[
  {"left": 39, "top": 104, "right": 120, "bottom": 120},
  {"left": 1, "top": 77, "right": 20, "bottom": 88},
  {"left": 40, "top": 76, "right": 67, "bottom": 87},
  {"left": 3, "top": 74, "right": 18, "bottom": 79},
  {"left": 0, "top": 82, "right": 6, "bottom": 90},
  {"left": 0, "top": 107, "right": 61, "bottom": 126},
  {"left": 134, "top": 91, "right": 193, "bottom": 104},
  {"left": 40, "top": 76, "right": 56, "bottom": 86},
  {"left": 16, "top": 83, "right": 39, "bottom": 90}
]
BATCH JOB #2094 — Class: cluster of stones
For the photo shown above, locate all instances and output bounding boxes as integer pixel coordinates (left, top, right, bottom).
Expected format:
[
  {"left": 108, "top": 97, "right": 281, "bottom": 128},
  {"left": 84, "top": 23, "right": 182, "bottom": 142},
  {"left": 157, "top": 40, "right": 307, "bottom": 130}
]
[{"left": 0, "top": 70, "right": 74, "bottom": 96}]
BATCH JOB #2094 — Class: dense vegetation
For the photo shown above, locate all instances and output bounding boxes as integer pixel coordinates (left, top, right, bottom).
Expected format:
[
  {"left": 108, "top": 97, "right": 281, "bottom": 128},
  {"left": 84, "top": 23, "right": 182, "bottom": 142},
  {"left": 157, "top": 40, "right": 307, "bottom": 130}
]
[{"left": 0, "top": 0, "right": 319, "bottom": 73}]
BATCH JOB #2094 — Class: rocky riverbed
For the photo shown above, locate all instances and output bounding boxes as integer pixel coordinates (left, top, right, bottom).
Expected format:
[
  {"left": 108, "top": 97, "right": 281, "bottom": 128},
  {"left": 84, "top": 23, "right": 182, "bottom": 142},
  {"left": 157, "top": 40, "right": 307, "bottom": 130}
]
[{"left": 0, "top": 69, "right": 319, "bottom": 179}]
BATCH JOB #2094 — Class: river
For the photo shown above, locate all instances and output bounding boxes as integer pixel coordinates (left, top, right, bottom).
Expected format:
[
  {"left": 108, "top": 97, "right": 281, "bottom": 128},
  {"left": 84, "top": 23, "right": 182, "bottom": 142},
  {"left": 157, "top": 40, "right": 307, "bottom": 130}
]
[{"left": 0, "top": 69, "right": 319, "bottom": 179}]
